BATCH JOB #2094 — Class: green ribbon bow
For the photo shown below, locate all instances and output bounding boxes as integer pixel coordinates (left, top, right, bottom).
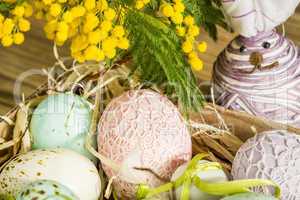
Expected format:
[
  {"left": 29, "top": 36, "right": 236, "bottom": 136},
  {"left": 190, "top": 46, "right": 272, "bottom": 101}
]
[
  {"left": 136, "top": 153, "right": 281, "bottom": 200},
  {"left": 0, "top": 194, "right": 15, "bottom": 200}
]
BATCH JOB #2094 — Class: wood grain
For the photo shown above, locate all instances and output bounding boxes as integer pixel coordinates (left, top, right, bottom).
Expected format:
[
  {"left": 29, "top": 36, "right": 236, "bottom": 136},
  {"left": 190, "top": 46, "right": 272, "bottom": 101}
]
[{"left": 0, "top": 11, "right": 300, "bottom": 115}]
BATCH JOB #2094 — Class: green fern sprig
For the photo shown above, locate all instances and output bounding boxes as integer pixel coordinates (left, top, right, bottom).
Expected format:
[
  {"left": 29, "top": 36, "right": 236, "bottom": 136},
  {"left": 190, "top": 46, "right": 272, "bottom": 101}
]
[
  {"left": 0, "top": 0, "right": 26, "bottom": 15},
  {"left": 124, "top": 10, "right": 204, "bottom": 113}
]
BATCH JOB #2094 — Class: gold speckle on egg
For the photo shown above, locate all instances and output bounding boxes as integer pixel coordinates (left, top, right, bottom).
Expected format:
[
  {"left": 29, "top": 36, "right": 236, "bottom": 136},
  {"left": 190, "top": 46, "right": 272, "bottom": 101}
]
[
  {"left": 1, "top": 182, "right": 8, "bottom": 188},
  {"left": 38, "top": 190, "right": 46, "bottom": 195},
  {"left": 37, "top": 160, "right": 43, "bottom": 165},
  {"left": 19, "top": 170, "right": 26, "bottom": 175},
  {"left": 37, "top": 172, "right": 42, "bottom": 176},
  {"left": 88, "top": 169, "right": 98, "bottom": 175}
]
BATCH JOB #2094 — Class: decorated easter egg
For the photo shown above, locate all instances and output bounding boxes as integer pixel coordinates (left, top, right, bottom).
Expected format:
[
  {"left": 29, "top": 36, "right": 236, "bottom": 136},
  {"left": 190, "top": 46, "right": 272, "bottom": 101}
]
[
  {"left": 0, "top": 148, "right": 101, "bottom": 200},
  {"left": 232, "top": 130, "right": 300, "bottom": 200},
  {"left": 16, "top": 180, "right": 79, "bottom": 200},
  {"left": 221, "top": 193, "right": 277, "bottom": 200},
  {"left": 98, "top": 89, "right": 192, "bottom": 199},
  {"left": 213, "top": 30, "right": 300, "bottom": 127},
  {"left": 171, "top": 160, "right": 228, "bottom": 200},
  {"left": 30, "top": 93, "right": 96, "bottom": 162}
]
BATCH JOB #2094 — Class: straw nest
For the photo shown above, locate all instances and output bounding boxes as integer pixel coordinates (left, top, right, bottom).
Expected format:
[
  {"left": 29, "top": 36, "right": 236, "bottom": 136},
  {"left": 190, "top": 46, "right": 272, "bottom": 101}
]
[{"left": 1, "top": 50, "right": 300, "bottom": 198}]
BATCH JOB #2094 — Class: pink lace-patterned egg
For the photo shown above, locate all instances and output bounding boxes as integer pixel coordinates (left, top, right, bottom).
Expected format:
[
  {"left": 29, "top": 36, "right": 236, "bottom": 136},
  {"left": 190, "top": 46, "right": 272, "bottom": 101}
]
[
  {"left": 232, "top": 130, "right": 300, "bottom": 200},
  {"left": 98, "top": 89, "right": 192, "bottom": 199}
]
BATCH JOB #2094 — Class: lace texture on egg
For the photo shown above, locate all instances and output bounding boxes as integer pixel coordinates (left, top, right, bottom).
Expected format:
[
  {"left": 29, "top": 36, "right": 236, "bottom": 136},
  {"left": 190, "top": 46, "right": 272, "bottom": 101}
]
[
  {"left": 98, "top": 90, "right": 192, "bottom": 199},
  {"left": 232, "top": 130, "right": 300, "bottom": 200}
]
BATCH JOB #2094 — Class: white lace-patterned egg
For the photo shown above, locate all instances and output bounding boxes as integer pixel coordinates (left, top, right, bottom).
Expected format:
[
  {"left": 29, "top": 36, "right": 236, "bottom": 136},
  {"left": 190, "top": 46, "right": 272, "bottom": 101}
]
[
  {"left": 171, "top": 160, "right": 228, "bottom": 200},
  {"left": 221, "top": 193, "right": 277, "bottom": 200},
  {"left": 232, "top": 130, "right": 300, "bottom": 200},
  {"left": 0, "top": 148, "right": 101, "bottom": 200},
  {"left": 98, "top": 89, "right": 192, "bottom": 199}
]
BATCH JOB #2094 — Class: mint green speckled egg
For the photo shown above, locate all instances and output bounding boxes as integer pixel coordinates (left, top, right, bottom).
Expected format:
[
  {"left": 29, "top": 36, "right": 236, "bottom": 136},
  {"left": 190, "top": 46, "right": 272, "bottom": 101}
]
[
  {"left": 30, "top": 93, "right": 96, "bottom": 162},
  {"left": 16, "top": 180, "right": 79, "bottom": 200}
]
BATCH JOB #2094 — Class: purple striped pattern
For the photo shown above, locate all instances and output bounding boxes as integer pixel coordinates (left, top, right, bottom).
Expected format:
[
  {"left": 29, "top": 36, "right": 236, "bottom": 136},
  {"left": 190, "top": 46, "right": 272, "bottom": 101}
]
[{"left": 212, "top": 30, "right": 300, "bottom": 127}]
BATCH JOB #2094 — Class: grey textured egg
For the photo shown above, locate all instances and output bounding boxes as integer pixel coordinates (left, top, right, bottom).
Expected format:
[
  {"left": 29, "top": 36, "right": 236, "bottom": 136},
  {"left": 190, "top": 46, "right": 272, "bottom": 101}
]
[
  {"left": 232, "top": 130, "right": 300, "bottom": 200},
  {"left": 16, "top": 180, "right": 79, "bottom": 200},
  {"left": 221, "top": 193, "right": 277, "bottom": 200}
]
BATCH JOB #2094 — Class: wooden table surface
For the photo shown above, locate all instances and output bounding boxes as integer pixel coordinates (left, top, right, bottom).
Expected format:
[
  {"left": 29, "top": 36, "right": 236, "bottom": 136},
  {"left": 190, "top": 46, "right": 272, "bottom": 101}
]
[{"left": 1, "top": 9, "right": 300, "bottom": 115}]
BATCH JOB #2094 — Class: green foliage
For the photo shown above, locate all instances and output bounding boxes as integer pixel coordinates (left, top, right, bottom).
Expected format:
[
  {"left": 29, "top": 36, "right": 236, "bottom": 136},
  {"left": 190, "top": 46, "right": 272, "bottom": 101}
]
[
  {"left": 0, "top": 2, "right": 11, "bottom": 13},
  {"left": 124, "top": 10, "right": 204, "bottom": 113},
  {"left": 111, "top": 0, "right": 135, "bottom": 8},
  {"left": 0, "top": 0, "right": 26, "bottom": 13},
  {"left": 0, "top": 194, "right": 15, "bottom": 200},
  {"left": 183, "top": 0, "right": 231, "bottom": 40},
  {"left": 119, "top": 0, "right": 229, "bottom": 113},
  {"left": 111, "top": 0, "right": 230, "bottom": 40}
]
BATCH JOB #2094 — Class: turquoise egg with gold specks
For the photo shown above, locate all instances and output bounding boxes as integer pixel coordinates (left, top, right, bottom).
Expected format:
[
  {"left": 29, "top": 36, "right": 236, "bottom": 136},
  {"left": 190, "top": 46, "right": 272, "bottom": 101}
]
[
  {"left": 16, "top": 180, "right": 79, "bottom": 200},
  {"left": 30, "top": 93, "right": 96, "bottom": 163}
]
